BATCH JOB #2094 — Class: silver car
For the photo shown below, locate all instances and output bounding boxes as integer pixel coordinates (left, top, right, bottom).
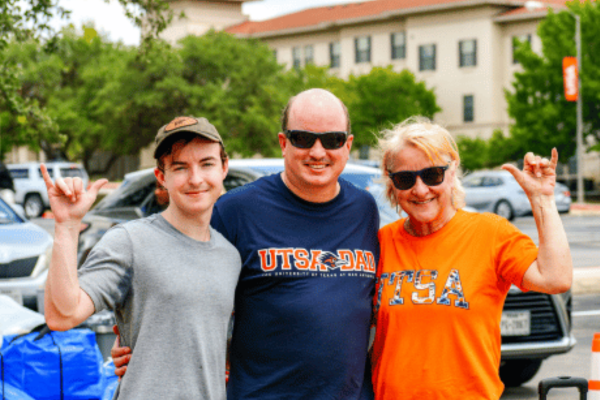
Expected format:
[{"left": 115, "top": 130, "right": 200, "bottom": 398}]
[
  {"left": 463, "top": 171, "right": 530, "bottom": 221},
  {"left": 463, "top": 170, "right": 571, "bottom": 221},
  {"left": 0, "top": 196, "right": 53, "bottom": 311}
]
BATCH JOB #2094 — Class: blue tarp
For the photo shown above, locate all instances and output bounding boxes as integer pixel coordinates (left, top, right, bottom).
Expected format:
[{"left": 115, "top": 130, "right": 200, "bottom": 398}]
[{"left": 1, "top": 327, "right": 106, "bottom": 400}]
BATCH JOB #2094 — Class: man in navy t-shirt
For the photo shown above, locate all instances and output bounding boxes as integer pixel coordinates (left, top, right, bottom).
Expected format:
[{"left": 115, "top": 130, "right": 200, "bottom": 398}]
[{"left": 112, "top": 89, "right": 379, "bottom": 399}]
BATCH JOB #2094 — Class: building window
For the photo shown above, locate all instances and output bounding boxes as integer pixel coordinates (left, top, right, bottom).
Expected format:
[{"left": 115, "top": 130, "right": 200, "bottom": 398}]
[
  {"left": 272, "top": 49, "right": 277, "bottom": 60},
  {"left": 512, "top": 34, "right": 531, "bottom": 64},
  {"left": 459, "top": 39, "right": 477, "bottom": 67},
  {"left": 419, "top": 44, "right": 436, "bottom": 71},
  {"left": 330, "top": 41, "right": 341, "bottom": 68},
  {"left": 391, "top": 32, "right": 406, "bottom": 60},
  {"left": 292, "top": 46, "right": 302, "bottom": 69},
  {"left": 463, "top": 95, "right": 474, "bottom": 122},
  {"left": 304, "top": 45, "right": 314, "bottom": 65},
  {"left": 355, "top": 36, "right": 371, "bottom": 63}
]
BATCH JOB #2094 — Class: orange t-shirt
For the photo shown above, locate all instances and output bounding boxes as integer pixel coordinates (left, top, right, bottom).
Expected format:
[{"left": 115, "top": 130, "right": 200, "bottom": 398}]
[{"left": 372, "top": 210, "right": 538, "bottom": 400}]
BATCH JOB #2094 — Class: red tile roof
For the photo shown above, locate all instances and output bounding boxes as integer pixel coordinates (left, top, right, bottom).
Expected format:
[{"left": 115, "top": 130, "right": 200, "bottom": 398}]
[{"left": 226, "top": 0, "right": 568, "bottom": 36}]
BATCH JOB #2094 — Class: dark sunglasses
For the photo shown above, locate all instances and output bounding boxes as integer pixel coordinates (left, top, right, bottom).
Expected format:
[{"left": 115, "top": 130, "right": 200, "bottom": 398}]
[
  {"left": 388, "top": 165, "right": 449, "bottom": 190},
  {"left": 284, "top": 130, "right": 348, "bottom": 150}
]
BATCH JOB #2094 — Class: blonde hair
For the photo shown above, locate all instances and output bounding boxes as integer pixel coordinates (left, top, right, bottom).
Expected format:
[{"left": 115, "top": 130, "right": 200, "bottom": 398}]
[{"left": 378, "top": 116, "right": 466, "bottom": 209}]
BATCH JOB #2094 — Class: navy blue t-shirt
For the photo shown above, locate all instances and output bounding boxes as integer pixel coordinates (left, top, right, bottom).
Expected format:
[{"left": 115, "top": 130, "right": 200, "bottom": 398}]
[{"left": 211, "top": 173, "right": 379, "bottom": 400}]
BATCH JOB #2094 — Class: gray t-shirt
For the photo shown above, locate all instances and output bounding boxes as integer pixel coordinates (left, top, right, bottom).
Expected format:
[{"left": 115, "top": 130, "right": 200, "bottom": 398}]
[{"left": 78, "top": 213, "right": 241, "bottom": 400}]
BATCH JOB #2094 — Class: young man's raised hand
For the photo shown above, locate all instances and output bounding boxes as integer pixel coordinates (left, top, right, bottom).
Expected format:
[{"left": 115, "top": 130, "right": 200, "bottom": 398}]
[{"left": 41, "top": 164, "right": 107, "bottom": 224}]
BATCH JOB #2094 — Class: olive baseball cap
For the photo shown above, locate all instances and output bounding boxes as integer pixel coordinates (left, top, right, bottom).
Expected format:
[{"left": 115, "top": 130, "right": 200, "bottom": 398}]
[{"left": 153, "top": 116, "right": 224, "bottom": 159}]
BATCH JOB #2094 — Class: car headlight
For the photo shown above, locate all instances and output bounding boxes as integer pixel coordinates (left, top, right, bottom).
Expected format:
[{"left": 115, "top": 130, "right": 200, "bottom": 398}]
[{"left": 31, "top": 245, "right": 52, "bottom": 278}]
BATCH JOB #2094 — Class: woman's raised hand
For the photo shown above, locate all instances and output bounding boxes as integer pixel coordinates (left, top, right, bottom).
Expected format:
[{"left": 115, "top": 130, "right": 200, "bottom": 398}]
[
  {"left": 501, "top": 148, "right": 558, "bottom": 199},
  {"left": 41, "top": 164, "right": 108, "bottom": 224}
]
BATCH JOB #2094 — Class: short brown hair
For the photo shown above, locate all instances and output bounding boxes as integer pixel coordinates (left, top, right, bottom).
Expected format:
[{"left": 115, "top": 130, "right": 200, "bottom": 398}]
[{"left": 156, "top": 132, "right": 228, "bottom": 172}]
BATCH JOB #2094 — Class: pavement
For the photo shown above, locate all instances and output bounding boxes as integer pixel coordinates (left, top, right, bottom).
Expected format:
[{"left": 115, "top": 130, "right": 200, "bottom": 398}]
[{"left": 567, "top": 203, "right": 600, "bottom": 295}]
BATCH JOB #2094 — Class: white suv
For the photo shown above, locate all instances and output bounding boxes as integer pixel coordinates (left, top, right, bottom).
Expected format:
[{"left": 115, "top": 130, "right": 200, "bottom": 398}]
[{"left": 7, "top": 162, "right": 89, "bottom": 218}]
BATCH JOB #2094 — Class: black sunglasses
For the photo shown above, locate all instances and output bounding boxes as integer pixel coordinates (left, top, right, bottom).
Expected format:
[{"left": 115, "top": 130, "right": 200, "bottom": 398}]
[
  {"left": 284, "top": 130, "right": 348, "bottom": 150},
  {"left": 387, "top": 165, "right": 449, "bottom": 190}
]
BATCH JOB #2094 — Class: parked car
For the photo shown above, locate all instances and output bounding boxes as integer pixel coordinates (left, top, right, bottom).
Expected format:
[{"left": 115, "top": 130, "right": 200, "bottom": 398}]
[
  {"left": 75, "top": 160, "right": 574, "bottom": 387},
  {"left": 7, "top": 161, "right": 89, "bottom": 219},
  {"left": 0, "top": 196, "right": 53, "bottom": 312},
  {"left": 499, "top": 286, "right": 574, "bottom": 386},
  {"left": 554, "top": 182, "right": 572, "bottom": 213},
  {"left": 463, "top": 170, "right": 572, "bottom": 220}
]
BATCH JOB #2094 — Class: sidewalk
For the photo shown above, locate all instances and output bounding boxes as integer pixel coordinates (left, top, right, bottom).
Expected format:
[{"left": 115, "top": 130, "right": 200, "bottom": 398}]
[
  {"left": 570, "top": 203, "right": 600, "bottom": 294},
  {"left": 570, "top": 202, "right": 600, "bottom": 216}
]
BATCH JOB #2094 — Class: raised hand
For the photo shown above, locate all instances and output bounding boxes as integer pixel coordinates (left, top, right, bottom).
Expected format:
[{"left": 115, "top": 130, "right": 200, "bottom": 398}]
[
  {"left": 501, "top": 148, "right": 558, "bottom": 199},
  {"left": 41, "top": 164, "right": 108, "bottom": 224}
]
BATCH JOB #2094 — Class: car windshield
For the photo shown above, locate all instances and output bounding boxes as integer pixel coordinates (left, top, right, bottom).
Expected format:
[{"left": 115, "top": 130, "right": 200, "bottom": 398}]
[
  {"left": 0, "top": 198, "right": 22, "bottom": 224},
  {"left": 60, "top": 168, "right": 86, "bottom": 179},
  {"left": 93, "top": 173, "right": 155, "bottom": 211}
]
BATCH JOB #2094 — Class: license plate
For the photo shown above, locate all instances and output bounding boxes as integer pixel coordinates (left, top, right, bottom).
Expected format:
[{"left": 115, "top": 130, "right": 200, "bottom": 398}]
[
  {"left": 0, "top": 288, "right": 23, "bottom": 306},
  {"left": 501, "top": 311, "right": 531, "bottom": 336}
]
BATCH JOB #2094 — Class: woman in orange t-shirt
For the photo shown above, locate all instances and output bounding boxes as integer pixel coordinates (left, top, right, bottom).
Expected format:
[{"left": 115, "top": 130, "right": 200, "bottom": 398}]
[{"left": 371, "top": 117, "right": 572, "bottom": 400}]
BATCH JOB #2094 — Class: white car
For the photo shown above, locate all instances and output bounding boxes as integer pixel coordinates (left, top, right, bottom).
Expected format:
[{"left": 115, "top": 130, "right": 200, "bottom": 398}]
[{"left": 7, "top": 162, "right": 89, "bottom": 218}]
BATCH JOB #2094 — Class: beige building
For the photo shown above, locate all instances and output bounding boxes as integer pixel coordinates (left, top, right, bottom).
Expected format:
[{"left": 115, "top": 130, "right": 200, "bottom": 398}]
[
  {"left": 159, "top": 0, "right": 256, "bottom": 42},
  {"left": 224, "top": 0, "right": 569, "bottom": 140}
]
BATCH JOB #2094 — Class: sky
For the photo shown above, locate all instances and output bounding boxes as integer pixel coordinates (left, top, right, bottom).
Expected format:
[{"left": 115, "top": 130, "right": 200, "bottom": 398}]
[{"left": 55, "top": 0, "right": 369, "bottom": 45}]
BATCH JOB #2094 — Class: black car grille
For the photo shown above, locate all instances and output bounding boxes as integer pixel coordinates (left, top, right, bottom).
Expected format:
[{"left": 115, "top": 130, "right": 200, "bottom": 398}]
[
  {"left": 502, "top": 291, "right": 562, "bottom": 343},
  {"left": 0, "top": 256, "right": 38, "bottom": 278}
]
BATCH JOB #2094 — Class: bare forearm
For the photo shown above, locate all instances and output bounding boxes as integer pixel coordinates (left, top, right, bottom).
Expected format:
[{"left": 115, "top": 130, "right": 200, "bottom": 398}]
[
  {"left": 45, "top": 221, "right": 92, "bottom": 329},
  {"left": 531, "top": 194, "right": 572, "bottom": 292}
]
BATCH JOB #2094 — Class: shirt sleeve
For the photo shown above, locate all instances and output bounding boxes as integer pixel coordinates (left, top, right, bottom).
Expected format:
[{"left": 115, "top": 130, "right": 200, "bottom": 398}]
[
  {"left": 210, "top": 201, "right": 233, "bottom": 243},
  {"left": 78, "top": 225, "right": 134, "bottom": 313},
  {"left": 493, "top": 217, "right": 538, "bottom": 289}
]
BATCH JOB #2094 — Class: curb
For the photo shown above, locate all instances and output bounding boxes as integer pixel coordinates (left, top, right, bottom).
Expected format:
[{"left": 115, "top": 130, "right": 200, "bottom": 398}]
[
  {"left": 570, "top": 203, "right": 600, "bottom": 216},
  {"left": 573, "top": 267, "right": 600, "bottom": 295}
]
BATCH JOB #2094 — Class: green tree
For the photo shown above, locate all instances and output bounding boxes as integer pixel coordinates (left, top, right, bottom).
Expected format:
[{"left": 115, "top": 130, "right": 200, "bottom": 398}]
[
  {"left": 505, "top": 1, "right": 600, "bottom": 162},
  {"left": 344, "top": 66, "right": 441, "bottom": 149},
  {"left": 176, "top": 31, "right": 291, "bottom": 157},
  {"left": 0, "top": 0, "right": 172, "bottom": 158},
  {"left": 3, "top": 29, "right": 289, "bottom": 170},
  {"left": 456, "top": 136, "right": 489, "bottom": 172},
  {"left": 456, "top": 129, "right": 519, "bottom": 172},
  {"left": 3, "top": 26, "right": 135, "bottom": 171},
  {"left": 102, "top": 31, "right": 288, "bottom": 160}
]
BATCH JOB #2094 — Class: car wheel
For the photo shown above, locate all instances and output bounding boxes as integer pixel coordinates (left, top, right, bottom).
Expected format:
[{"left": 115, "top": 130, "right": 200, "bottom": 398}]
[
  {"left": 24, "top": 193, "right": 44, "bottom": 218},
  {"left": 499, "top": 359, "right": 543, "bottom": 387},
  {"left": 494, "top": 200, "right": 514, "bottom": 221}
]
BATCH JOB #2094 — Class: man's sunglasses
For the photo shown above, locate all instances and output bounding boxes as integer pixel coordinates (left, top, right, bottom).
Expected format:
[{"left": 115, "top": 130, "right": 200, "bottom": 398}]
[
  {"left": 284, "top": 130, "right": 348, "bottom": 150},
  {"left": 387, "top": 165, "right": 449, "bottom": 190}
]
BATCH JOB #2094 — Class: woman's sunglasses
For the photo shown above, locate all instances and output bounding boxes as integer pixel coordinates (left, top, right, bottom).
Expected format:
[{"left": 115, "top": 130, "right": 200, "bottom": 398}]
[
  {"left": 388, "top": 165, "right": 449, "bottom": 190},
  {"left": 285, "top": 130, "right": 348, "bottom": 150}
]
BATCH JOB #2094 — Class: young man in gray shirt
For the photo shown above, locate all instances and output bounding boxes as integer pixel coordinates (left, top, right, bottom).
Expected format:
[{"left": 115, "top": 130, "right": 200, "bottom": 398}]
[{"left": 43, "top": 116, "right": 242, "bottom": 400}]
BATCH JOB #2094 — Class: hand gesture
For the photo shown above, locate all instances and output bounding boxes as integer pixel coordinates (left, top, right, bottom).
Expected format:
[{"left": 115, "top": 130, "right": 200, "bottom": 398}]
[
  {"left": 501, "top": 148, "right": 558, "bottom": 199},
  {"left": 41, "top": 164, "right": 108, "bottom": 224}
]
